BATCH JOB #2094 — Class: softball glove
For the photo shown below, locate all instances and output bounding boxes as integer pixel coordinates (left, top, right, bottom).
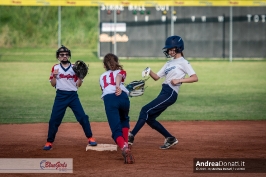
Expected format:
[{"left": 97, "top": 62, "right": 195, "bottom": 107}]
[
  {"left": 126, "top": 77, "right": 149, "bottom": 97},
  {"left": 72, "top": 60, "right": 89, "bottom": 79}
]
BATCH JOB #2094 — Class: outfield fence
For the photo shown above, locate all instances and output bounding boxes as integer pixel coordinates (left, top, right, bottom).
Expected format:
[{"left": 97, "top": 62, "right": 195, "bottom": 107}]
[{"left": 99, "top": 6, "right": 266, "bottom": 59}]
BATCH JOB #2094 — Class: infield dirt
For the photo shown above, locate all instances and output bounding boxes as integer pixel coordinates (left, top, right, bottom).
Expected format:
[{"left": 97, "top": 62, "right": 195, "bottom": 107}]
[{"left": 0, "top": 121, "right": 265, "bottom": 177}]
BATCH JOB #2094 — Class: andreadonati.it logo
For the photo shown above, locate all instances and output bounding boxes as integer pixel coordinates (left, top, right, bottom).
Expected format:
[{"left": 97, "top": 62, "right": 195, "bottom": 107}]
[{"left": 195, "top": 160, "right": 245, "bottom": 167}]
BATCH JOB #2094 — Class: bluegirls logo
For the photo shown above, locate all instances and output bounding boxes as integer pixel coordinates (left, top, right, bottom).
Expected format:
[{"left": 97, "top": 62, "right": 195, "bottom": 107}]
[
  {"left": 40, "top": 160, "right": 68, "bottom": 171},
  {"left": 59, "top": 74, "right": 75, "bottom": 80},
  {"left": 40, "top": 160, "right": 46, "bottom": 169}
]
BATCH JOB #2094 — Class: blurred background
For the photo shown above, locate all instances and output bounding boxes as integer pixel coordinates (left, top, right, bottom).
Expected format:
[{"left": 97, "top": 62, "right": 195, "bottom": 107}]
[{"left": 0, "top": 0, "right": 265, "bottom": 60}]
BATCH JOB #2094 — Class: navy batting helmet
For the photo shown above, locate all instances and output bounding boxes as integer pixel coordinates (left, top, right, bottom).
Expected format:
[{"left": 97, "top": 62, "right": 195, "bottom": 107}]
[
  {"left": 163, "top": 36, "right": 184, "bottom": 57},
  {"left": 56, "top": 45, "right": 71, "bottom": 58}
]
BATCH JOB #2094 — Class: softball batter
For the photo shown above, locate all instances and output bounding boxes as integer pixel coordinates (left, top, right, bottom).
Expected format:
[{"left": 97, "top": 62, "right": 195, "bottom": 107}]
[
  {"left": 99, "top": 53, "right": 134, "bottom": 164},
  {"left": 128, "top": 35, "right": 198, "bottom": 149},
  {"left": 43, "top": 45, "right": 97, "bottom": 150}
]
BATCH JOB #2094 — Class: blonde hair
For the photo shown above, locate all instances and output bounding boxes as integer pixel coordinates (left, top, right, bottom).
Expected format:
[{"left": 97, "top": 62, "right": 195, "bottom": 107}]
[{"left": 103, "top": 53, "right": 123, "bottom": 71}]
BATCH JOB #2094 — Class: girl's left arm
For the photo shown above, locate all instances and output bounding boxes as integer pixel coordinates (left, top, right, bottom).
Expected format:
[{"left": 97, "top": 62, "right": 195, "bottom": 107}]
[{"left": 171, "top": 74, "right": 198, "bottom": 85}]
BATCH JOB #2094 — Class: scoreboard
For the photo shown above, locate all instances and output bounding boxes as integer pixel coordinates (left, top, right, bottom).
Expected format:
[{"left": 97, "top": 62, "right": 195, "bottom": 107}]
[{"left": 99, "top": 6, "right": 266, "bottom": 58}]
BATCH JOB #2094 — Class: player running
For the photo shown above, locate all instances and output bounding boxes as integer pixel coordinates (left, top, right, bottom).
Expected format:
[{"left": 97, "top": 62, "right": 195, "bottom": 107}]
[
  {"left": 128, "top": 35, "right": 198, "bottom": 149},
  {"left": 43, "top": 45, "right": 97, "bottom": 150},
  {"left": 99, "top": 53, "right": 134, "bottom": 164}
]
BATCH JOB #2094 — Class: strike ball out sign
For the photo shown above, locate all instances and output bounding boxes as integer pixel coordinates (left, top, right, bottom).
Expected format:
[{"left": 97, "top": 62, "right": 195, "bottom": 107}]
[
  {"left": 101, "top": 4, "right": 266, "bottom": 23},
  {"left": 102, "top": 4, "right": 170, "bottom": 22}
]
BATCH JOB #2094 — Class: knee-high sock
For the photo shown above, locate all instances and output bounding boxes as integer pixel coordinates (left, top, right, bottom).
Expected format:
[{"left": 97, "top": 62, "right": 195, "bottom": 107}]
[
  {"left": 116, "top": 136, "right": 125, "bottom": 149},
  {"left": 122, "top": 127, "right": 129, "bottom": 143}
]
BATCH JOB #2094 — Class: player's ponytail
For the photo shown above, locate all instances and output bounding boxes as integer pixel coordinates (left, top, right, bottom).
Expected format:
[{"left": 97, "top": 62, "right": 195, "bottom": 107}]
[{"left": 103, "top": 53, "right": 123, "bottom": 71}]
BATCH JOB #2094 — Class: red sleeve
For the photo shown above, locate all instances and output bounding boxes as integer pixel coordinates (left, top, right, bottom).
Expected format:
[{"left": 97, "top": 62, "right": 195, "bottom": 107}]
[
  {"left": 49, "top": 64, "right": 57, "bottom": 80},
  {"left": 118, "top": 70, "right": 126, "bottom": 82}
]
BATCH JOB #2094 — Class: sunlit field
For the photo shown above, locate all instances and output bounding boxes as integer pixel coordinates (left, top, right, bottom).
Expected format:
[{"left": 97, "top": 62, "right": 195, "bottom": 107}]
[{"left": 0, "top": 58, "right": 265, "bottom": 123}]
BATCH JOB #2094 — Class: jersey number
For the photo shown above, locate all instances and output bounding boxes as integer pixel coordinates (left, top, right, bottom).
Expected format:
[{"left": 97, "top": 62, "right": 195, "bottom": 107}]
[{"left": 102, "top": 72, "right": 115, "bottom": 88}]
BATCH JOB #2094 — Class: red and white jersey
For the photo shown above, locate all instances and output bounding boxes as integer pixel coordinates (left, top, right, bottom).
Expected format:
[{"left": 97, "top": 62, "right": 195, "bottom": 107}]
[
  {"left": 157, "top": 57, "right": 196, "bottom": 93},
  {"left": 49, "top": 63, "right": 79, "bottom": 91},
  {"left": 99, "top": 69, "right": 129, "bottom": 98}
]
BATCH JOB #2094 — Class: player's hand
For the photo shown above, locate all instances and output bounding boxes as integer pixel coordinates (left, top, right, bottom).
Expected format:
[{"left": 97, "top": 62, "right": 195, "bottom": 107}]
[
  {"left": 53, "top": 69, "right": 59, "bottom": 78},
  {"left": 115, "top": 86, "right": 122, "bottom": 96},
  {"left": 142, "top": 67, "right": 151, "bottom": 78},
  {"left": 171, "top": 79, "right": 182, "bottom": 86}
]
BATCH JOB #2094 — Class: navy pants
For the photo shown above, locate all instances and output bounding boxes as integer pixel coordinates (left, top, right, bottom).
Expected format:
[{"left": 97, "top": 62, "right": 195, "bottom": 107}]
[
  {"left": 47, "top": 90, "right": 93, "bottom": 143},
  {"left": 103, "top": 91, "right": 130, "bottom": 142},
  {"left": 131, "top": 84, "right": 178, "bottom": 138}
]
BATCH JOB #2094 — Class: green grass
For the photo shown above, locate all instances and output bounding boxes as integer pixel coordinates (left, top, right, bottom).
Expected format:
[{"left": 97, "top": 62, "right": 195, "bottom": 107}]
[
  {"left": 0, "top": 47, "right": 99, "bottom": 62},
  {"left": 0, "top": 57, "right": 266, "bottom": 124}
]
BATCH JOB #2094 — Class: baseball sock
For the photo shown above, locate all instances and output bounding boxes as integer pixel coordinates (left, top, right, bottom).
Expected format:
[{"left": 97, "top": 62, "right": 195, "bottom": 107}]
[
  {"left": 116, "top": 136, "right": 125, "bottom": 150},
  {"left": 122, "top": 127, "right": 129, "bottom": 143}
]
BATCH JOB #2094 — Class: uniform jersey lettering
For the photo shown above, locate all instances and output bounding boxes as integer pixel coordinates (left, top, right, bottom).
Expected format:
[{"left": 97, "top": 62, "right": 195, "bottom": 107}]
[
  {"left": 102, "top": 72, "right": 116, "bottom": 89},
  {"left": 165, "top": 66, "right": 176, "bottom": 75},
  {"left": 102, "top": 75, "right": 108, "bottom": 88},
  {"left": 59, "top": 74, "right": 75, "bottom": 80},
  {"left": 99, "top": 69, "right": 129, "bottom": 98},
  {"left": 109, "top": 72, "right": 116, "bottom": 85}
]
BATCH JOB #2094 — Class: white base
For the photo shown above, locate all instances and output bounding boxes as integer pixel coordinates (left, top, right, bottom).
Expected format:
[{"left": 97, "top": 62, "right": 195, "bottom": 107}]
[{"left": 86, "top": 144, "right": 117, "bottom": 151}]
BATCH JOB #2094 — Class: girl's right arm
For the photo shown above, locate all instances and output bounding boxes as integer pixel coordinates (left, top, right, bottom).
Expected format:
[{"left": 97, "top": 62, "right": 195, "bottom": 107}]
[
  {"left": 150, "top": 63, "right": 167, "bottom": 81},
  {"left": 115, "top": 74, "right": 122, "bottom": 96},
  {"left": 149, "top": 70, "right": 160, "bottom": 81}
]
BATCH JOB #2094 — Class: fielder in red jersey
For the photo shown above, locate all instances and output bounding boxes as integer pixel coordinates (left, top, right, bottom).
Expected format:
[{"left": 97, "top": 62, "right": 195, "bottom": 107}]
[{"left": 99, "top": 53, "right": 134, "bottom": 164}]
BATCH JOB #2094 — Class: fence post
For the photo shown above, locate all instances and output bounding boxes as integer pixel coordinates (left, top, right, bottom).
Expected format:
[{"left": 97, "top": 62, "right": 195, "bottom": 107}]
[
  {"left": 229, "top": 6, "right": 233, "bottom": 62},
  {"left": 58, "top": 6, "right": 61, "bottom": 48}
]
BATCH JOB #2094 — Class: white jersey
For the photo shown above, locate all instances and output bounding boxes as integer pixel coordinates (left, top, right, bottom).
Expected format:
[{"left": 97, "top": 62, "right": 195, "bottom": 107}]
[
  {"left": 157, "top": 57, "right": 196, "bottom": 93},
  {"left": 99, "top": 70, "right": 129, "bottom": 98},
  {"left": 49, "top": 63, "right": 79, "bottom": 91}
]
